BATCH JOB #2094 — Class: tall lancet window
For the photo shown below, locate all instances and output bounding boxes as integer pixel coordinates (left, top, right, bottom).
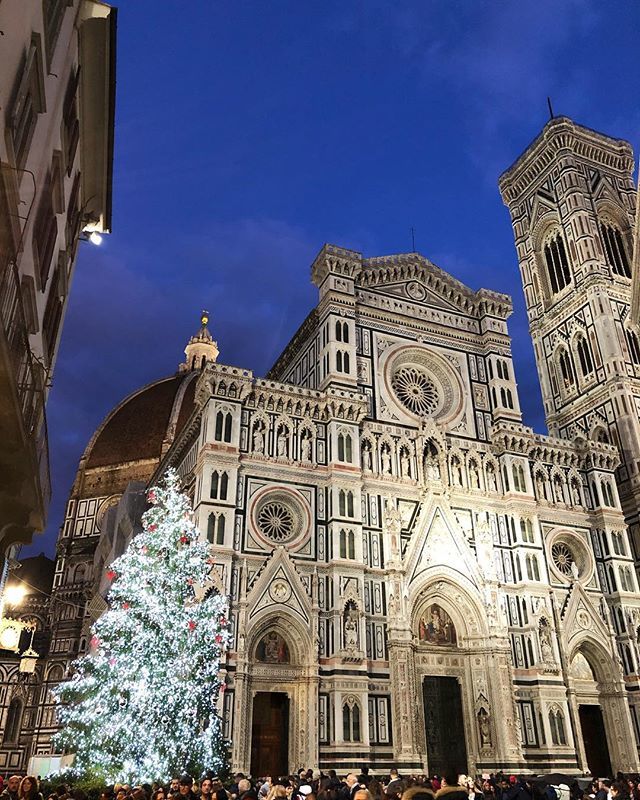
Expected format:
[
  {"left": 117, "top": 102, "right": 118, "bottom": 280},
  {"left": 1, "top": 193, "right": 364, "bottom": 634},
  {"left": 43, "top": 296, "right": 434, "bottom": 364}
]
[
  {"left": 543, "top": 232, "right": 571, "bottom": 294},
  {"left": 600, "top": 221, "right": 631, "bottom": 278}
]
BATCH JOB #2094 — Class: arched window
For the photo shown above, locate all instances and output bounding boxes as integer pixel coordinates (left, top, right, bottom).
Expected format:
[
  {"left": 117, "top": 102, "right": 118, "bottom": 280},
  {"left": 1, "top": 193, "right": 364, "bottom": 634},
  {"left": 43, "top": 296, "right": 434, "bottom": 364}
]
[
  {"left": 335, "top": 320, "right": 342, "bottom": 342},
  {"left": 526, "top": 555, "right": 533, "bottom": 581},
  {"left": 220, "top": 472, "right": 228, "bottom": 500},
  {"left": 207, "top": 513, "right": 216, "bottom": 544},
  {"left": 532, "top": 555, "right": 540, "bottom": 581},
  {"left": 347, "top": 530, "right": 355, "bottom": 560},
  {"left": 600, "top": 221, "right": 631, "bottom": 278},
  {"left": 338, "top": 490, "right": 346, "bottom": 517},
  {"left": 520, "top": 518, "right": 534, "bottom": 543},
  {"left": 216, "top": 515, "right": 225, "bottom": 545},
  {"left": 512, "top": 463, "right": 526, "bottom": 492},
  {"left": 627, "top": 330, "right": 640, "bottom": 366},
  {"left": 339, "top": 530, "right": 347, "bottom": 559},
  {"left": 343, "top": 352, "right": 350, "bottom": 373},
  {"left": 342, "top": 701, "right": 361, "bottom": 742},
  {"left": 214, "top": 411, "right": 233, "bottom": 443},
  {"left": 346, "top": 491, "right": 354, "bottom": 518},
  {"left": 549, "top": 708, "right": 567, "bottom": 746},
  {"left": 337, "top": 433, "right": 353, "bottom": 463},
  {"left": 576, "top": 337, "right": 594, "bottom": 377},
  {"left": 505, "top": 388, "right": 513, "bottom": 409},
  {"left": 544, "top": 232, "right": 571, "bottom": 294},
  {"left": 558, "top": 350, "right": 575, "bottom": 389},
  {"left": 336, "top": 351, "right": 343, "bottom": 372},
  {"left": 3, "top": 698, "right": 23, "bottom": 744},
  {"left": 210, "top": 471, "right": 219, "bottom": 499}
]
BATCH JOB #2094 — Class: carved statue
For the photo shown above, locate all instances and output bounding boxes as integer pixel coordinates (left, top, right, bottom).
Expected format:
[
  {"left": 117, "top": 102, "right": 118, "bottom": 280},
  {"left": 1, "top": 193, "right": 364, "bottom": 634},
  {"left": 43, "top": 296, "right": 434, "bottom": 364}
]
[
  {"left": 363, "top": 442, "right": 373, "bottom": 472},
  {"left": 381, "top": 446, "right": 392, "bottom": 475},
  {"left": 535, "top": 472, "right": 546, "bottom": 500},
  {"left": 277, "top": 429, "right": 288, "bottom": 457},
  {"left": 344, "top": 609, "right": 358, "bottom": 649},
  {"left": 451, "top": 457, "right": 462, "bottom": 486},
  {"left": 469, "top": 461, "right": 480, "bottom": 489},
  {"left": 253, "top": 425, "right": 264, "bottom": 454},
  {"left": 486, "top": 465, "right": 497, "bottom": 492},
  {"left": 553, "top": 478, "right": 564, "bottom": 504},
  {"left": 400, "top": 451, "right": 410, "bottom": 478},
  {"left": 571, "top": 481, "right": 581, "bottom": 506},
  {"left": 300, "top": 434, "right": 311, "bottom": 463},
  {"left": 478, "top": 708, "right": 491, "bottom": 748},
  {"left": 538, "top": 618, "right": 555, "bottom": 664}
]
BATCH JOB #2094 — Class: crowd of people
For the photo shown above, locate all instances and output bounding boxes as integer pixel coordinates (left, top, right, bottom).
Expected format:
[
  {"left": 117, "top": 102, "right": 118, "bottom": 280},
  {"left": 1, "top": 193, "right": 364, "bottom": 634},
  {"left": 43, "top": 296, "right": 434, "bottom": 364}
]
[{"left": 1, "top": 769, "right": 640, "bottom": 800}]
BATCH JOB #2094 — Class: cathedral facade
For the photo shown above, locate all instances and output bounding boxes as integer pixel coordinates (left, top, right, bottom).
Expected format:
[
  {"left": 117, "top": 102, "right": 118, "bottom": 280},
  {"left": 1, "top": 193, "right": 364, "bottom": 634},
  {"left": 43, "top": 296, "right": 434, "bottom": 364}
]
[{"left": 4, "top": 117, "right": 640, "bottom": 778}]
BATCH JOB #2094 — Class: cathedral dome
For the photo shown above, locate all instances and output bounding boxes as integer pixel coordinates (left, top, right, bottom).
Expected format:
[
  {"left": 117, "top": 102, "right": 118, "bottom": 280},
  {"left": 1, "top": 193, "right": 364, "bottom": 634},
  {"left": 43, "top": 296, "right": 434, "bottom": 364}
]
[{"left": 85, "top": 373, "right": 197, "bottom": 469}]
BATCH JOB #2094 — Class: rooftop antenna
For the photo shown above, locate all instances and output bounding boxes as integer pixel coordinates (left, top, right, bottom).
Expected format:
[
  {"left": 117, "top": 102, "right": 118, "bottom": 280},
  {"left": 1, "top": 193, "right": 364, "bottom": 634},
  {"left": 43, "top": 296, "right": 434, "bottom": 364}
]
[
  {"left": 547, "top": 96, "right": 555, "bottom": 121},
  {"left": 410, "top": 226, "right": 416, "bottom": 252}
]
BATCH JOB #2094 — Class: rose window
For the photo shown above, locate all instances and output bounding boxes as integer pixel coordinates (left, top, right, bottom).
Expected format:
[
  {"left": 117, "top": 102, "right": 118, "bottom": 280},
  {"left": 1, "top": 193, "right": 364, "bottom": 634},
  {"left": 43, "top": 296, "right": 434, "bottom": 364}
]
[
  {"left": 391, "top": 366, "right": 439, "bottom": 416},
  {"left": 551, "top": 542, "right": 575, "bottom": 576},
  {"left": 258, "top": 502, "right": 295, "bottom": 543}
]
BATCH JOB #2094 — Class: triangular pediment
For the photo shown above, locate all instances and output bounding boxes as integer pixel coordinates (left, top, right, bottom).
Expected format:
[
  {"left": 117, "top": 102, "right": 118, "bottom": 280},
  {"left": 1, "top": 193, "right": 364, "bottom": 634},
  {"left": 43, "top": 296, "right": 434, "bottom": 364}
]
[
  {"left": 356, "top": 253, "right": 510, "bottom": 319},
  {"left": 405, "top": 498, "right": 482, "bottom": 589},
  {"left": 530, "top": 194, "right": 557, "bottom": 227},
  {"left": 246, "top": 547, "right": 311, "bottom": 625},
  {"left": 559, "top": 580, "right": 612, "bottom": 654},
  {"left": 366, "top": 280, "right": 462, "bottom": 312}
]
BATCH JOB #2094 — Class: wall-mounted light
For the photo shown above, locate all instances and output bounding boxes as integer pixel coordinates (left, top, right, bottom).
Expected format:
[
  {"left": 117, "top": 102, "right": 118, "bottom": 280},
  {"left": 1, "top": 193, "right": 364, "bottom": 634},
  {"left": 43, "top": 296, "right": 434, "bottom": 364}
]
[{"left": 88, "top": 232, "right": 103, "bottom": 246}]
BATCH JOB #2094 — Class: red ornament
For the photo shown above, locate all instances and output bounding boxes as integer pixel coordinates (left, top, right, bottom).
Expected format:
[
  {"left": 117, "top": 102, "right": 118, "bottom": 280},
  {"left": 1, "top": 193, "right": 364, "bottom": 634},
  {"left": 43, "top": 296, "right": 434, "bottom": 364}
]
[
  {"left": 90, "top": 635, "right": 100, "bottom": 649},
  {"left": 147, "top": 490, "right": 157, "bottom": 504},
  {"left": 106, "top": 569, "right": 116, "bottom": 581},
  {"left": 187, "top": 620, "right": 197, "bottom": 631},
  {"left": 214, "top": 633, "right": 223, "bottom": 644},
  {"left": 142, "top": 546, "right": 149, "bottom": 555},
  {"left": 207, "top": 556, "right": 216, "bottom": 565},
  {"left": 219, "top": 616, "right": 227, "bottom": 626},
  {"left": 186, "top": 577, "right": 194, "bottom": 586},
  {"left": 148, "top": 524, "right": 158, "bottom": 533},
  {"left": 220, "top": 681, "right": 226, "bottom": 692},
  {"left": 122, "top": 602, "right": 130, "bottom": 610},
  {"left": 180, "top": 535, "right": 190, "bottom": 545},
  {"left": 109, "top": 657, "right": 116, "bottom": 666}
]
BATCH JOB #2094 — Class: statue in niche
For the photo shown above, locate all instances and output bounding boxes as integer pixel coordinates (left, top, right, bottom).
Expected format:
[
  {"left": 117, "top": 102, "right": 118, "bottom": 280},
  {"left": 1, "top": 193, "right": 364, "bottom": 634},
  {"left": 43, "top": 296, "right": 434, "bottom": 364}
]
[
  {"left": 535, "top": 473, "right": 546, "bottom": 500},
  {"left": 253, "top": 424, "right": 265, "bottom": 454},
  {"left": 256, "top": 631, "right": 290, "bottom": 663},
  {"left": 571, "top": 481, "right": 581, "bottom": 506},
  {"left": 300, "top": 433, "right": 311, "bottom": 463},
  {"left": 538, "top": 617, "right": 555, "bottom": 664},
  {"left": 400, "top": 450, "right": 410, "bottom": 478},
  {"left": 451, "top": 457, "right": 462, "bottom": 486},
  {"left": 478, "top": 707, "right": 491, "bottom": 748},
  {"left": 469, "top": 460, "right": 480, "bottom": 489},
  {"left": 486, "top": 464, "right": 497, "bottom": 492},
  {"left": 418, "top": 604, "right": 457, "bottom": 645},
  {"left": 276, "top": 428, "right": 288, "bottom": 457},
  {"left": 423, "top": 441, "right": 440, "bottom": 481},
  {"left": 381, "top": 446, "right": 391, "bottom": 475},
  {"left": 553, "top": 477, "right": 564, "bottom": 504},
  {"left": 362, "top": 441, "right": 372, "bottom": 472},
  {"left": 344, "top": 602, "right": 359, "bottom": 650}
]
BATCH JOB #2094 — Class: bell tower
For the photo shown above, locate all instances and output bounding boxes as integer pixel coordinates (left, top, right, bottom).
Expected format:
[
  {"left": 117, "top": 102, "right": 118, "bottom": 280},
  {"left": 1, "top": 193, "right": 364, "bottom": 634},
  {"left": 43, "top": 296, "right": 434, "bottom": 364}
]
[{"left": 499, "top": 117, "right": 640, "bottom": 541}]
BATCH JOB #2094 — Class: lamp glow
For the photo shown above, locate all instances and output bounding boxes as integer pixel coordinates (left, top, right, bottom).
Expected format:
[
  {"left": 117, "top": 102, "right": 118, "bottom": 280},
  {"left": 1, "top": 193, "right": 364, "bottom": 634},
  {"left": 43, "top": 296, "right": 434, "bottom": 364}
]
[
  {"left": 4, "top": 584, "right": 27, "bottom": 606},
  {"left": 88, "top": 232, "right": 103, "bottom": 246}
]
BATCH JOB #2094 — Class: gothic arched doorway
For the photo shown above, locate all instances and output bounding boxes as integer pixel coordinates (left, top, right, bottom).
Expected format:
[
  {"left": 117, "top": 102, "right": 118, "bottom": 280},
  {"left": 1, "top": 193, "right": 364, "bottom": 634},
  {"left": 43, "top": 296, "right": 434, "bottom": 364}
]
[{"left": 232, "top": 614, "right": 318, "bottom": 775}]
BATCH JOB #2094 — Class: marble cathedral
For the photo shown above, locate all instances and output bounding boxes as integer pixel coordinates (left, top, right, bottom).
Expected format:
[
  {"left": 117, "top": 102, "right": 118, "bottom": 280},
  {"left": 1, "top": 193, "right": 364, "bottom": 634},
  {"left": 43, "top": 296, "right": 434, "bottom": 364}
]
[{"left": 4, "top": 117, "right": 640, "bottom": 778}]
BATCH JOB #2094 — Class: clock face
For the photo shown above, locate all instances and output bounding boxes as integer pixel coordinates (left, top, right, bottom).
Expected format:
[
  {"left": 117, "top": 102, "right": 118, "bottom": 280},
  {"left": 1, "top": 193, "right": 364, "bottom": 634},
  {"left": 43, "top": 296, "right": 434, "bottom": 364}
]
[{"left": 0, "top": 624, "right": 20, "bottom": 651}]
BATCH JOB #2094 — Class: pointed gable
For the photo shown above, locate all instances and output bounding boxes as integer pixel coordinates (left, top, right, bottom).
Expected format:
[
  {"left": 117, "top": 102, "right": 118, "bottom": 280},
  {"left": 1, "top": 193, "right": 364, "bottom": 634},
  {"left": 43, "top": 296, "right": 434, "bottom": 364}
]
[{"left": 246, "top": 546, "right": 311, "bottom": 625}]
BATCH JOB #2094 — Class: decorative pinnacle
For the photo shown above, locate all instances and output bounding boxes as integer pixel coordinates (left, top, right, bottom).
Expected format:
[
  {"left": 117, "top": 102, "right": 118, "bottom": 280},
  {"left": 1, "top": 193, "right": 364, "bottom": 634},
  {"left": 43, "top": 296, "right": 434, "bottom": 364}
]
[{"left": 201, "top": 310, "right": 209, "bottom": 328}]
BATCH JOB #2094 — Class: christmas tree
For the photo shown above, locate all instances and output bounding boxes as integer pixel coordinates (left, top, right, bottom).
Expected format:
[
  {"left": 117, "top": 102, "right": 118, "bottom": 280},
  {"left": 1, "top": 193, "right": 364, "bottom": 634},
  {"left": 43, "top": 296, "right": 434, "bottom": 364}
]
[{"left": 53, "top": 469, "right": 230, "bottom": 783}]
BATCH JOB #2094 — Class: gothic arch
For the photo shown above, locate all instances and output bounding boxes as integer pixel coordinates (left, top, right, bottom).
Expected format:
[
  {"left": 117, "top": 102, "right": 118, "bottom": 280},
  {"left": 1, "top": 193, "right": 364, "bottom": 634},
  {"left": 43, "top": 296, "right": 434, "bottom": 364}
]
[
  {"left": 410, "top": 574, "right": 488, "bottom": 643},
  {"left": 246, "top": 609, "right": 314, "bottom": 669}
]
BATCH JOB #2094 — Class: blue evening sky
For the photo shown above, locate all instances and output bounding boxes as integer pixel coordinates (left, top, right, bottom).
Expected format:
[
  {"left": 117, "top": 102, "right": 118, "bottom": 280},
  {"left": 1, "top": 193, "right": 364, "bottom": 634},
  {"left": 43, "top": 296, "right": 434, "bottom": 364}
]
[{"left": 24, "top": 0, "right": 640, "bottom": 557}]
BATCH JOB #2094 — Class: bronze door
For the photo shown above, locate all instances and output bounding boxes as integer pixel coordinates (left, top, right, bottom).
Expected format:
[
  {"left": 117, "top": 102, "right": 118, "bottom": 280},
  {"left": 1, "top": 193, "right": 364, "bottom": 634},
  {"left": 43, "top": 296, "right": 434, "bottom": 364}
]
[
  {"left": 579, "top": 704, "right": 612, "bottom": 777},
  {"left": 250, "top": 692, "right": 289, "bottom": 778},
  {"left": 423, "top": 676, "right": 468, "bottom": 776}
]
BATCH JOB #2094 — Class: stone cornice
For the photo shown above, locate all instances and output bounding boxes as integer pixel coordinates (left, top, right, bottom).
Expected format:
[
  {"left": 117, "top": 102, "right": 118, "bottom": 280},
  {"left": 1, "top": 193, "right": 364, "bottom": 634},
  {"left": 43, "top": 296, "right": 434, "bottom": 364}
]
[
  {"left": 499, "top": 117, "right": 634, "bottom": 206},
  {"left": 490, "top": 420, "right": 619, "bottom": 470}
]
